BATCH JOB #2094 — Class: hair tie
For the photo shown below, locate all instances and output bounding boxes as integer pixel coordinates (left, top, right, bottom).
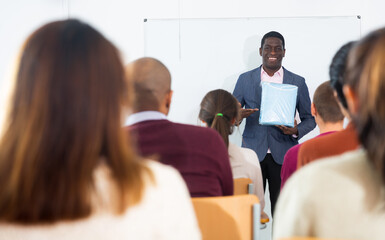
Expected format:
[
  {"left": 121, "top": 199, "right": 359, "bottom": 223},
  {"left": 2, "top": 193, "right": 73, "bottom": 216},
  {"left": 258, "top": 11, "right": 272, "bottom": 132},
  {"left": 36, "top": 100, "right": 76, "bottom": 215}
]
[{"left": 216, "top": 113, "right": 223, "bottom": 117}]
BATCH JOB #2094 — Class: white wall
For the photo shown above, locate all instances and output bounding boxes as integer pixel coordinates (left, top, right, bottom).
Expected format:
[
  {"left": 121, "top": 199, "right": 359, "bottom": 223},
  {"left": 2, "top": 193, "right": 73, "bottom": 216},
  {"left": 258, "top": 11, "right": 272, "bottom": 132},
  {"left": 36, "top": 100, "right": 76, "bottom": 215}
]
[{"left": 1, "top": 0, "right": 384, "bottom": 129}]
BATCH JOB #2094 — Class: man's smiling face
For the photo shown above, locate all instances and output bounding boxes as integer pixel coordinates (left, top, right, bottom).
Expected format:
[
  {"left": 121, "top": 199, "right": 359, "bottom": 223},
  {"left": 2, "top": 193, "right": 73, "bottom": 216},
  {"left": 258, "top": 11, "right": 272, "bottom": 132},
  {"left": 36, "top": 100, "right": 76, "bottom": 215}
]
[{"left": 259, "top": 37, "right": 286, "bottom": 74}]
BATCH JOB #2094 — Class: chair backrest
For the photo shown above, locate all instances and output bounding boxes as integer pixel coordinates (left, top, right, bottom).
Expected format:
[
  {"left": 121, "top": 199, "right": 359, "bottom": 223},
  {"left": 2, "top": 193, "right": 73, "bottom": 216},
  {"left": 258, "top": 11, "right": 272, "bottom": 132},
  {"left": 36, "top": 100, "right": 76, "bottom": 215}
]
[
  {"left": 233, "top": 178, "right": 254, "bottom": 195},
  {"left": 192, "top": 194, "right": 260, "bottom": 240}
]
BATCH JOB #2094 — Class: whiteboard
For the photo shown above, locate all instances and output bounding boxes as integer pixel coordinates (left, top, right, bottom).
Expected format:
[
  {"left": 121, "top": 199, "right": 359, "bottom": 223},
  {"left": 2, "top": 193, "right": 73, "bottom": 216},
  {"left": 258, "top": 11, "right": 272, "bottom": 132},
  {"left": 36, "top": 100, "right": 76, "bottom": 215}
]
[{"left": 144, "top": 16, "right": 361, "bottom": 145}]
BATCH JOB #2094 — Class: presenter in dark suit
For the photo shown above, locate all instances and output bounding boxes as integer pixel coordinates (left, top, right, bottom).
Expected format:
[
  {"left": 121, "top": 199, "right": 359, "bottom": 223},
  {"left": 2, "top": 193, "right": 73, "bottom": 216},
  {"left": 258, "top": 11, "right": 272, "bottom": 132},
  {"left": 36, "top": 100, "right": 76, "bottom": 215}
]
[
  {"left": 125, "top": 57, "right": 233, "bottom": 198},
  {"left": 233, "top": 31, "right": 315, "bottom": 214}
]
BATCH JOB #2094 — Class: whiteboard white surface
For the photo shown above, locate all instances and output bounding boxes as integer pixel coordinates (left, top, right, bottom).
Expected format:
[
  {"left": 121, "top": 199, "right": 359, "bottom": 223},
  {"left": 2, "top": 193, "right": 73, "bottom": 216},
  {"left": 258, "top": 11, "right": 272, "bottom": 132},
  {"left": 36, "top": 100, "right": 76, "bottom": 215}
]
[{"left": 144, "top": 16, "right": 361, "bottom": 145}]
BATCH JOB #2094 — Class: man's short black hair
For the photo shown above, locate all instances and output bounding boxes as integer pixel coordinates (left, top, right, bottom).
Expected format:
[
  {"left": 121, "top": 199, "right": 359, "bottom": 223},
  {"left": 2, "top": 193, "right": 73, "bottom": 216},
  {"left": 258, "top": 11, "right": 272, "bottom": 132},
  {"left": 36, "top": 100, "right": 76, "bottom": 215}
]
[{"left": 261, "top": 31, "right": 285, "bottom": 49}]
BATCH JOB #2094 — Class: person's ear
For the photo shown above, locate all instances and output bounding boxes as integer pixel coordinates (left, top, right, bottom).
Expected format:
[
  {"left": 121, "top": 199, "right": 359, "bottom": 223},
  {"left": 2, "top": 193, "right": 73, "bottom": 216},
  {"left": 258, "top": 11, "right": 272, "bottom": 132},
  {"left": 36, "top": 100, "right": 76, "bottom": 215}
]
[
  {"left": 333, "top": 90, "right": 341, "bottom": 106},
  {"left": 282, "top": 49, "right": 286, "bottom": 58},
  {"left": 311, "top": 103, "right": 317, "bottom": 117},
  {"left": 200, "top": 119, "right": 208, "bottom": 127},
  {"left": 161, "top": 90, "right": 173, "bottom": 116},
  {"left": 259, "top": 47, "right": 262, "bottom": 56},
  {"left": 165, "top": 90, "right": 173, "bottom": 109},
  {"left": 343, "top": 85, "right": 359, "bottom": 115},
  {"left": 333, "top": 90, "right": 339, "bottom": 99}
]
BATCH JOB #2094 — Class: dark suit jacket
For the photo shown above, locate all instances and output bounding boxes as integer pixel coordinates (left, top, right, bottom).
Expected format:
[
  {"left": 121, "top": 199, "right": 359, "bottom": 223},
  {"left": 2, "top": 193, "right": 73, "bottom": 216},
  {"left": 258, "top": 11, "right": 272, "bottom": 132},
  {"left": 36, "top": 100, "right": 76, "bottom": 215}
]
[
  {"left": 128, "top": 119, "right": 233, "bottom": 197},
  {"left": 233, "top": 66, "right": 316, "bottom": 165}
]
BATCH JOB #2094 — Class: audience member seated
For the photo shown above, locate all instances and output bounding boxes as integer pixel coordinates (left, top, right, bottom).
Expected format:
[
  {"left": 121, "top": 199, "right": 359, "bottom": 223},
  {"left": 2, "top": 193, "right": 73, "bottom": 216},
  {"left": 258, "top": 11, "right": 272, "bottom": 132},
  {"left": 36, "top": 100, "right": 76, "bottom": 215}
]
[
  {"left": 125, "top": 58, "right": 233, "bottom": 197},
  {"left": 273, "top": 27, "right": 385, "bottom": 239},
  {"left": 0, "top": 19, "right": 200, "bottom": 239},
  {"left": 199, "top": 89, "right": 267, "bottom": 218},
  {"left": 280, "top": 81, "right": 344, "bottom": 189},
  {"left": 297, "top": 41, "right": 360, "bottom": 168}
]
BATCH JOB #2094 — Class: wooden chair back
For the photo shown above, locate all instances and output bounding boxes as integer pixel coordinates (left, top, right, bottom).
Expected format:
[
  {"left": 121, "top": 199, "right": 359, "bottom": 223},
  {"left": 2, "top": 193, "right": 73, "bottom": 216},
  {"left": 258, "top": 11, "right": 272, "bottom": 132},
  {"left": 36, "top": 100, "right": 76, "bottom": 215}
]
[
  {"left": 192, "top": 194, "right": 260, "bottom": 240},
  {"left": 233, "top": 178, "right": 254, "bottom": 195}
]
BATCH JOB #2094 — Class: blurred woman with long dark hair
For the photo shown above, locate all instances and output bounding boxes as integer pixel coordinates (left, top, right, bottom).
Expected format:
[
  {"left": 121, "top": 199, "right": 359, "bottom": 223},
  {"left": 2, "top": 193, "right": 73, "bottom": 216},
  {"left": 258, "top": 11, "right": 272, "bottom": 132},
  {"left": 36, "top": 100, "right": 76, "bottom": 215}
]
[{"left": 0, "top": 19, "right": 200, "bottom": 240}]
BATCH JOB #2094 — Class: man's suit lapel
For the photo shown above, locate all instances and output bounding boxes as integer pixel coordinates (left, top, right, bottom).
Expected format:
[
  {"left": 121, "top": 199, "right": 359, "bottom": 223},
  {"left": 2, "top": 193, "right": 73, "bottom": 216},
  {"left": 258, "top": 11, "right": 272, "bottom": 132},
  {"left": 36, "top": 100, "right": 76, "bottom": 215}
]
[
  {"left": 253, "top": 66, "right": 262, "bottom": 99},
  {"left": 282, "top": 67, "right": 299, "bottom": 108},
  {"left": 282, "top": 67, "right": 293, "bottom": 84}
]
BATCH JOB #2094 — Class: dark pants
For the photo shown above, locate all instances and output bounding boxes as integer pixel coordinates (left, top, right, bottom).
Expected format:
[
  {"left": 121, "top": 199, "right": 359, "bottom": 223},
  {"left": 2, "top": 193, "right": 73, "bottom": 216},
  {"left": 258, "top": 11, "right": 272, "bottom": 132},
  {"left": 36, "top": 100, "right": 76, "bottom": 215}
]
[{"left": 260, "top": 153, "right": 282, "bottom": 216}]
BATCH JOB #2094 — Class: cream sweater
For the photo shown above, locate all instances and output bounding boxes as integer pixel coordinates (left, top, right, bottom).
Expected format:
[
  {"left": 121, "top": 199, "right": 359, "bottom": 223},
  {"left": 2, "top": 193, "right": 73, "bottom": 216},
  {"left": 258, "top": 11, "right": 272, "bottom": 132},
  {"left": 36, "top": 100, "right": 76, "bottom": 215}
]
[
  {"left": 0, "top": 161, "right": 201, "bottom": 240},
  {"left": 273, "top": 149, "right": 385, "bottom": 240},
  {"left": 228, "top": 143, "right": 265, "bottom": 210}
]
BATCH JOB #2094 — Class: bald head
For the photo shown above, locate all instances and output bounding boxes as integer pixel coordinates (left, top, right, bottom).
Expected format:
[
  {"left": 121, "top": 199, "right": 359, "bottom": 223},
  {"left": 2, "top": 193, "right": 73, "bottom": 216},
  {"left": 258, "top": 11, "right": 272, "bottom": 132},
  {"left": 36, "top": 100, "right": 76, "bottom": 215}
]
[{"left": 126, "top": 57, "right": 172, "bottom": 114}]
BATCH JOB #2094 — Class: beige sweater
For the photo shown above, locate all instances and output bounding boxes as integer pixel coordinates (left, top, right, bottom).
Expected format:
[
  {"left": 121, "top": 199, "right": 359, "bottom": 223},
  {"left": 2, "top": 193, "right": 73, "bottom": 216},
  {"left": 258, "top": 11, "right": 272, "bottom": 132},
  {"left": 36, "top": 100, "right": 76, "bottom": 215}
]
[
  {"left": 228, "top": 143, "right": 265, "bottom": 210},
  {"left": 273, "top": 149, "right": 385, "bottom": 240},
  {"left": 0, "top": 161, "right": 201, "bottom": 240}
]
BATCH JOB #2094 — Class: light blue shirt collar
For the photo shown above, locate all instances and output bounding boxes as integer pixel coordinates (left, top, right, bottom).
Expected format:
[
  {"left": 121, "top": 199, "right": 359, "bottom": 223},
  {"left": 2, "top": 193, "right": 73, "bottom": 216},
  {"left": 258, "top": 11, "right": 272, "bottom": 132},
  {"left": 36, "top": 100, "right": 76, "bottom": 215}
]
[{"left": 125, "top": 111, "right": 167, "bottom": 126}]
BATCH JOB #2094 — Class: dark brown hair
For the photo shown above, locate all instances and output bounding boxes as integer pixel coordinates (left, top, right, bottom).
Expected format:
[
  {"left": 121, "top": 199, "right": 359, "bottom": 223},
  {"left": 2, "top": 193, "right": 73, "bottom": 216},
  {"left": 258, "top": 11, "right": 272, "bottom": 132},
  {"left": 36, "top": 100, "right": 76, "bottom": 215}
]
[
  {"left": 199, "top": 89, "right": 239, "bottom": 147},
  {"left": 329, "top": 41, "right": 356, "bottom": 109},
  {"left": 0, "top": 19, "right": 148, "bottom": 223},
  {"left": 313, "top": 81, "right": 344, "bottom": 123},
  {"left": 345, "top": 27, "right": 385, "bottom": 183}
]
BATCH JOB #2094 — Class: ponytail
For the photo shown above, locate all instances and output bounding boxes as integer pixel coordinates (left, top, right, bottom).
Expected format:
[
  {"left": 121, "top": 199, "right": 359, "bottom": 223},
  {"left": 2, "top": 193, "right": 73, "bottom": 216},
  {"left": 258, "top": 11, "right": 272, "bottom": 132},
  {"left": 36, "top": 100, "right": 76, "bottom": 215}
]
[{"left": 199, "top": 89, "right": 239, "bottom": 148}]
